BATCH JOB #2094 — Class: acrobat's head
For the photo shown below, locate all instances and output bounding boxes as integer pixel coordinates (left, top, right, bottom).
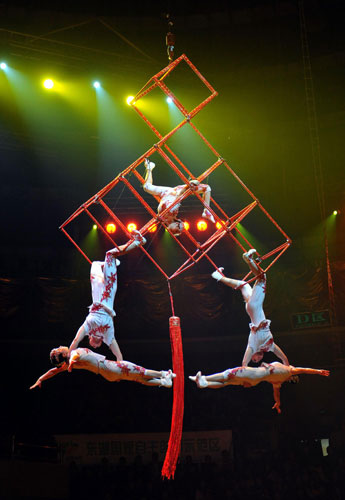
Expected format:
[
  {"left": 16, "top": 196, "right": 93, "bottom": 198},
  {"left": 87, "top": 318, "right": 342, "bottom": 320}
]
[
  {"left": 88, "top": 332, "right": 103, "bottom": 348},
  {"left": 50, "top": 346, "right": 69, "bottom": 367},
  {"left": 251, "top": 351, "right": 264, "bottom": 364},
  {"left": 168, "top": 219, "right": 185, "bottom": 236}
]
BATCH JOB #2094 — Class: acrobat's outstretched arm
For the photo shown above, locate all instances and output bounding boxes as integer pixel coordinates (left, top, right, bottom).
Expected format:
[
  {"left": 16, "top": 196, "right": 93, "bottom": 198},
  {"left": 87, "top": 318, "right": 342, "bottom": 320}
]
[
  {"left": 30, "top": 364, "right": 67, "bottom": 389},
  {"left": 68, "top": 325, "right": 86, "bottom": 357},
  {"left": 272, "top": 343, "right": 289, "bottom": 366},
  {"left": 291, "top": 367, "right": 330, "bottom": 377},
  {"left": 109, "top": 338, "right": 123, "bottom": 362},
  {"left": 242, "top": 345, "right": 254, "bottom": 367},
  {"left": 272, "top": 384, "right": 282, "bottom": 413}
]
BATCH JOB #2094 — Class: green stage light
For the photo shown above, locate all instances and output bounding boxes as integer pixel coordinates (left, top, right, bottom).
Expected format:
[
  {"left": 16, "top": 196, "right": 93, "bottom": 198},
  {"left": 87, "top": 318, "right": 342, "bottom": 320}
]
[
  {"left": 93, "top": 224, "right": 98, "bottom": 230},
  {"left": 93, "top": 81, "right": 101, "bottom": 89},
  {"left": 43, "top": 78, "right": 54, "bottom": 89},
  {"left": 166, "top": 96, "right": 173, "bottom": 104},
  {"left": 0, "top": 62, "right": 7, "bottom": 70},
  {"left": 333, "top": 210, "right": 338, "bottom": 215}
]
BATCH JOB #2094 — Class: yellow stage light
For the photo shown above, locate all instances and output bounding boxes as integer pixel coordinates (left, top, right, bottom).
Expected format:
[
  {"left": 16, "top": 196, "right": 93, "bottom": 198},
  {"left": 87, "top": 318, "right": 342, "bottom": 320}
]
[
  {"left": 333, "top": 210, "right": 338, "bottom": 215},
  {"left": 197, "top": 220, "right": 208, "bottom": 231},
  {"left": 93, "top": 224, "right": 98, "bottom": 230},
  {"left": 148, "top": 224, "right": 158, "bottom": 233},
  {"left": 216, "top": 220, "right": 225, "bottom": 230},
  {"left": 183, "top": 221, "right": 190, "bottom": 231},
  {"left": 127, "top": 222, "right": 137, "bottom": 232},
  {"left": 126, "top": 95, "right": 134, "bottom": 105},
  {"left": 43, "top": 79, "right": 54, "bottom": 89},
  {"left": 106, "top": 223, "right": 116, "bottom": 234}
]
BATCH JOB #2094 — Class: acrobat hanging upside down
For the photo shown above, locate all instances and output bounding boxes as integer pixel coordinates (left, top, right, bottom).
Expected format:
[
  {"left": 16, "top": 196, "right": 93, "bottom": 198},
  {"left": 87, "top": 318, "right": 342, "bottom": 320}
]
[{"left": 189, "top": 362, "right": 329, "bottom": 413}]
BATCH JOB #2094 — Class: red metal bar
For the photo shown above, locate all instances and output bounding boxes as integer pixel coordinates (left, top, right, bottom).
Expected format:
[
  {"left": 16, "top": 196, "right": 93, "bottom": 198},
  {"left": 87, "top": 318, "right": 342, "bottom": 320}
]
[
  {"left": 60, "top": 227, "right": 92, "bottom": 265},
  {"left": 83, "top": 207, "right": 120, "bottom": 250},
  {"left": 131, "top": 104, "right": 163, "bottom": 139},
  {"left": 154, "top": 78, "right": 189, "bottom": 117}
]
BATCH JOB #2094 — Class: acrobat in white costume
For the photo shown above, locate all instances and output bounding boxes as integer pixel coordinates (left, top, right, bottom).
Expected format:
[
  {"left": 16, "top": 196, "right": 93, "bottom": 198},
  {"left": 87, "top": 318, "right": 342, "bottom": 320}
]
[
  {"left": 30, "top": 347, "right": 176, "bottom": 389},
  {"left": 212, "top": 249, "right": 289, "bottom": 366},
  {"left": 189, "top": 362, "right": 330, "bottom": 413},
  {"left": 143, "top": 159, "right": 215, "bottom": 236},
  {"left": 68, "top": 230, "right": 146, "bottom": 361}
]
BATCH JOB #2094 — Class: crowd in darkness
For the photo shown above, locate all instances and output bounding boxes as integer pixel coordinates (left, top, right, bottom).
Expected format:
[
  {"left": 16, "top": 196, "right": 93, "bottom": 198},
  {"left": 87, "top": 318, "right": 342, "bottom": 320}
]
[{"left": 67, "top": 443, "right": 345, "bottom": 500}]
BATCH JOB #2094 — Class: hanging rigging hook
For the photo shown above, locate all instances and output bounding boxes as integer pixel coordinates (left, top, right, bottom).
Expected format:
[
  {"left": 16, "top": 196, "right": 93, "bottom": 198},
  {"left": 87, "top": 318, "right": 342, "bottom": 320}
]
[{"left": 166, "top": 13, "right": 175, "bottom": 62}]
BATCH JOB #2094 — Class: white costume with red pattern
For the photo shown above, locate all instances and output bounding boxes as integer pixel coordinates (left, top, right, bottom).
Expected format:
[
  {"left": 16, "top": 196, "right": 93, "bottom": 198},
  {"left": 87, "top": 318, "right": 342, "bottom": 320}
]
[
  {"left": 71, "top": 348, "right": 153, "bottom": 383},
  {"left": 81, "top": 251, "right": 120, "bottom": 347},
  {"left": 222, "top": 363, "right": 293, "bottom": 387},
  {"left": 143, "top": 182, "right": 211, "bottom": 221},
  {"left": 243, "top": 274, "right": 274, "bottom": 357}
]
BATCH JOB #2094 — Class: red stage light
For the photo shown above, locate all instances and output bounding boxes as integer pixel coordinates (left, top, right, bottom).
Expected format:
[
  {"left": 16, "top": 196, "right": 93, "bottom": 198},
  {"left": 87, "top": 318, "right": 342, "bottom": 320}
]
[
  {"left": 197, "top": 220, "right": 207, "bottom": 231},
  {"left": 127, "top": 223, "right": 137, "bottom": 233},
  {"left": 106, "top": 223, "right": 116, "bottom": 234}
]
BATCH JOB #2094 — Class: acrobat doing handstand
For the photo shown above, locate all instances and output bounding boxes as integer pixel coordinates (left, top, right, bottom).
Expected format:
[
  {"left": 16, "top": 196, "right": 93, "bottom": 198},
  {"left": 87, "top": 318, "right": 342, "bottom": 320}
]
[
  {"left": 68, "top": 230, "right": 146, "bottom": 361},
  {"left": 189, "top": 362, "right": 329, "bottom": 413},
  {"left": 30, "top": 347, "right": 176, "bottom": 389},
  {"left": 212, "top": 249, "right": 289, "bottom": 367},
  {"left": 143, "top": 158, "right": 215, "bottom": 236}
]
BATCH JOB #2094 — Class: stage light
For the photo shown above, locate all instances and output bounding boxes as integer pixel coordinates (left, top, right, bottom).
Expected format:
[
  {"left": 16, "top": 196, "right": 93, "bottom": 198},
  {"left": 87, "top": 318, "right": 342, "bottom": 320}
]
[
  {"left": 93, "top": 81, "right": 101, "bottom": 89},
  {"left": 166, "top": 96, "right": 173, "bottom": 104},
  {"left": 0, "top": 62, "right": 7, "bottom": 70},
  {"left": 183, "top": 221, "right": 190, "bottom": 231},
  {"left": 148, "top": 224, "right": 158, "bottom": 233},
  {"left": 106, "top": 223, "right": 116, "bottom": 234},
  {"left": 197, "top": 220, "right": 208, "bottom": 231},
  {"left": 93, "top": 224, "right": 98, "bottom": 230},
  {"left": 127, "top": 222, "right": 137, "bottom": 232},
  {"left": 43, "top": 79, "right": 54, "bottom": 89},
  {"left": 126, "top": 95, "right": 134, "bottom": 105},
  {"left": 333, "top": 210, "right": 338, "bottom": 215},
  {"left": 216, "top": 220, "right": 225, "bottom": 230}
]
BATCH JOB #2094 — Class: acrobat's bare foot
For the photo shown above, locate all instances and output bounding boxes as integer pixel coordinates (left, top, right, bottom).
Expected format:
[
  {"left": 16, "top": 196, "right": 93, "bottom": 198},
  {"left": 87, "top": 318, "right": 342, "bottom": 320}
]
[
  {"left": 189, "top": 179, "right": 200, "bottom": 188},
  {"left": 243, "top": 248, "right": 257, "bottom": 263},
  {"left": 189, "top": 375, "right": 196, "bottom": 382},
  {"left": 196, "top": 371, "right": 208, "bottom": 389},
  {"left": 160, "top": 369, "right": 176, "bottom": 388},
  {"left": 202, "top": 208, "right": 215, "bottom": 224},
  {"left": 144, "top": 158, "right": 155, "bottom": 171}
]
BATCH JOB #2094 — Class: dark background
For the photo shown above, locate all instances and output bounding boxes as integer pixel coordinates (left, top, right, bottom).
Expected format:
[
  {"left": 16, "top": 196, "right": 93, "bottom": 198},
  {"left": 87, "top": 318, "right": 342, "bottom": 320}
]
[{"left": 1, "top": 0, "right": 345, "bottom": 497}]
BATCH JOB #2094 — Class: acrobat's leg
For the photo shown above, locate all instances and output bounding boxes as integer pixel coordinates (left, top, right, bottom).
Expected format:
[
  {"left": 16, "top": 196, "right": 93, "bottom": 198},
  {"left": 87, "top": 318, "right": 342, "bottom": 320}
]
[
  {"left": 198, "top": 184, "right": 215, "bottom": 223},
  {"left": 144, "top": 158, "right": 155, "bottom": 185},
  {"left": 243, "top": 249, "right": 262, "bottom": 277},
  {"left": 212, "top": 268, "right": 252, "bottom": 302},
  {"left": 189, "top": 370, "right": 229, "bottom": 389}
]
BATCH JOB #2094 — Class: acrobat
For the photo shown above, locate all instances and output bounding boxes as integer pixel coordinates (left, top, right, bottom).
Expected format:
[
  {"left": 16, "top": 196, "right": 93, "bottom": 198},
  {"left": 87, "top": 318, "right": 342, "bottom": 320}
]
[
  {"left": 143, "top": 158, "right": 215, "bottom": 236},
  {"left": 212, "top": 249, "right": 289, "bottom": 366},
  {"left": 68, "top": 230, "right": 146, "bottom": 361},
  {"left": 30, "top": 346, "right": 176, "bottom": 389},
  {"left": 189, "top": 362, "right": 329, "bottom": 413}
]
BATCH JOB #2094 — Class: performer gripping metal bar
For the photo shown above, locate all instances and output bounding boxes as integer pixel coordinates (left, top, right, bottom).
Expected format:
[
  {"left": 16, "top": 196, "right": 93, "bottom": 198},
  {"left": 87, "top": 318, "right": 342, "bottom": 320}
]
[
  {"left": 212, "top": 249, "right": 289, "bottom": 367},
  {"left": 68, "top": 230, "right": 146, "bottom": 360},
  {"left": 143, "top": 159, "right": 215, "bottom": 236}
]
